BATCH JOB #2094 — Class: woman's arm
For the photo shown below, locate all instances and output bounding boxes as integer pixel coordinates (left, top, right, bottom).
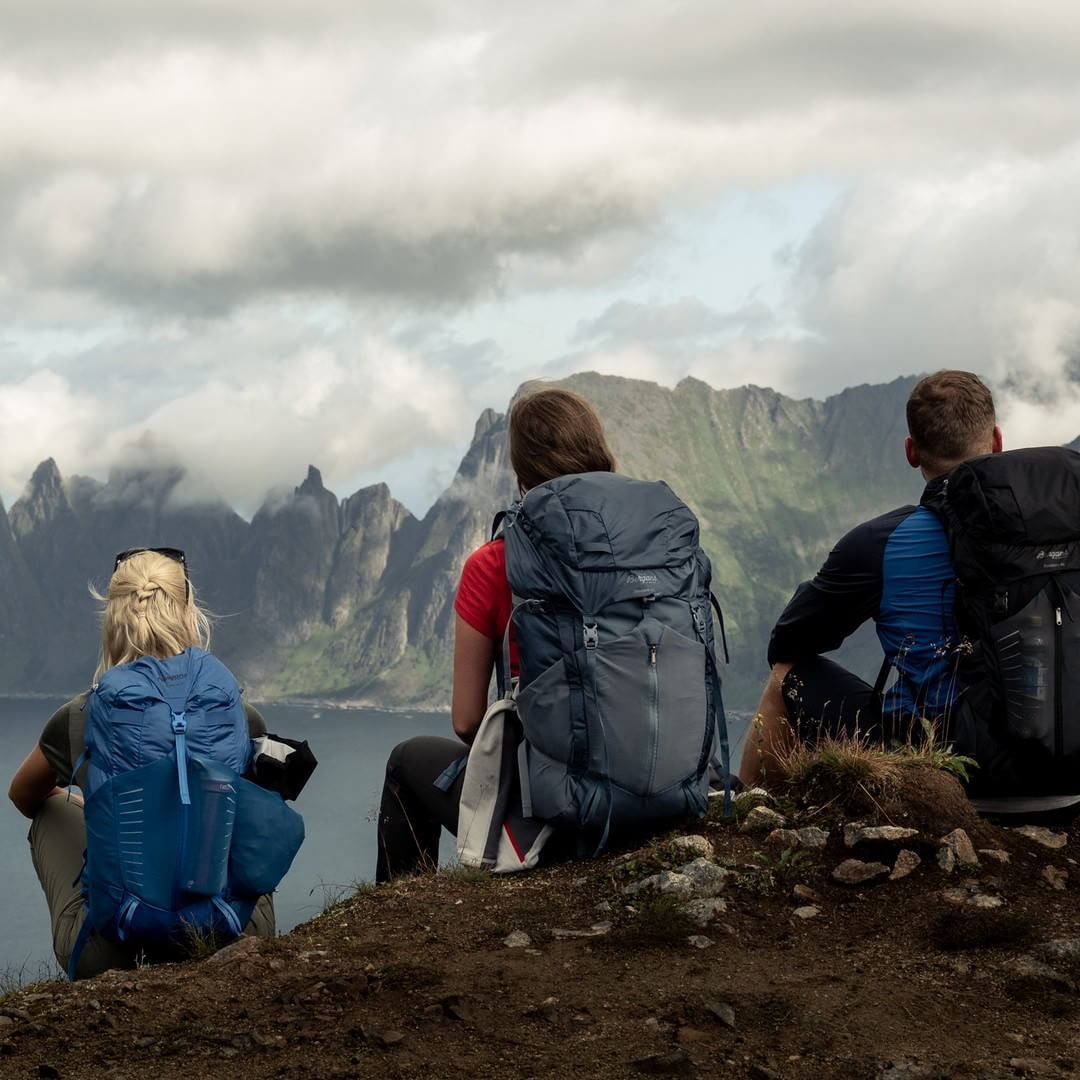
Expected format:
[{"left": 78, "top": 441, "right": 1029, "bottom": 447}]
[
  {"left": 8, "top": 745, "right": 67, "bottom": 819},
  {"left": 451, "top": 614, "right": 497, "bottom": 744}
]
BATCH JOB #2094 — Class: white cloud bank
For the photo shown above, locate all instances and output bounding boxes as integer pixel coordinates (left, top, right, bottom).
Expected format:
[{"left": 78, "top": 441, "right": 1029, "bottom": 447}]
[{"left": 2, "top": 1, "right": 1080, "bottom": 508}]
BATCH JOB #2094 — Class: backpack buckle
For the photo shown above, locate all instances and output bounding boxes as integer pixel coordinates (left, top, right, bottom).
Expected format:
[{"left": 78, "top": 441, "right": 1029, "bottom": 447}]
[{"left": 582, "top": 623, "right": 599, "bottom": 649}]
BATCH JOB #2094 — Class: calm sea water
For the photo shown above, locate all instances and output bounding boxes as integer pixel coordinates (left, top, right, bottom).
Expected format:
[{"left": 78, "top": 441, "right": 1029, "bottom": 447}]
[
  {"left": 0, "top": 697, "right": 452, "bottom": 975},
  {"left": 1, "top": 697, "right": 749, "bottom": 977}
]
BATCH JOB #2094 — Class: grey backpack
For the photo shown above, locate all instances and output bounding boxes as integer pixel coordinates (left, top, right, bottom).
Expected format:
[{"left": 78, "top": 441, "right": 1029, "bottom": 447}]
[{"left": 497, "top": 471, "right": 730, "bottom": 853}]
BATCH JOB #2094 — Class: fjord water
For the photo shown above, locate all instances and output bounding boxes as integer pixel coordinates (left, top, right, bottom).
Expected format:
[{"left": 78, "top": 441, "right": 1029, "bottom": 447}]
[{"left": 0, "top": 698, "right": 452, "bottom": 975}]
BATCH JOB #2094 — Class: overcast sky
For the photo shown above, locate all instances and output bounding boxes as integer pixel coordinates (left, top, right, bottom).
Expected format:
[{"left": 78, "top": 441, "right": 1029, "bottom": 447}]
[{"left": 3, "top": 1, "right": 1080, "bottom": 515}]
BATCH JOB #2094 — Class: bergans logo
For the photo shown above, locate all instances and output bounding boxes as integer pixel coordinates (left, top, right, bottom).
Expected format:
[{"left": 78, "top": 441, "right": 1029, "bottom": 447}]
[
  {"left": 1036, "top": 549, "right": 1068, "bottom": 561},
  {"left": 627, "top": 571, "right": 658, "bottom": 586}
]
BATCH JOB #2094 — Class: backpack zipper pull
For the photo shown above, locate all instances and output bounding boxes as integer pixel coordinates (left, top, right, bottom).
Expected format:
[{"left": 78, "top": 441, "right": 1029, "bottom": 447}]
[
  {"left": 649, "top": 645, "right": 657, "bottom": 666},
  {"left": 1056, "top": 607, "right": 1063, "bottom": 626}
]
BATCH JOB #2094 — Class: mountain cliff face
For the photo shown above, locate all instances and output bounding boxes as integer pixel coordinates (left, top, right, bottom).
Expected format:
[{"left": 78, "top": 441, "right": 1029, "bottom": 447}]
[{"left": 0, "top": 375, "right": 921, "bottom": 708}]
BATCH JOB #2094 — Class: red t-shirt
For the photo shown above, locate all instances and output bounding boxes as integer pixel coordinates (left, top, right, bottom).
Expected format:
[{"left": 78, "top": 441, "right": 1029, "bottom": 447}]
[{"left": 454, "top": 539, "right": 519, "bottom": 674}]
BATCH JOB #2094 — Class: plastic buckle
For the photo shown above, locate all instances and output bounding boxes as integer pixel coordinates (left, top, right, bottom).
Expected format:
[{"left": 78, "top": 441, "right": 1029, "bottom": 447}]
[
  {"left": 583, "top": 623, "right": 599, "bottom": 649},
  {"left": 171, "top": 712, "right": 187, "bottom": 734}
]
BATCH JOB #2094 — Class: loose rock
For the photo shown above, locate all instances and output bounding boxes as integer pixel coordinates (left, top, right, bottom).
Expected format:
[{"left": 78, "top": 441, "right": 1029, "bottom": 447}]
[
  {"left": 209, "top": 935, "right": 262, "bottom": 965},
  {"left": 668, "top": 835, "right": 714, "bottom": 860},
  {"left": 733, "top": 787, "right": 775, "bottom": 809},
  {"left": 678, "top": 859, "right": 733, "bottom": 898},
  {"left": 624, "top": 871, "right": 694, "bottom": 899},
  {"left": 1036, "top": 938, "right": 1080, "bottom": 962},
  {"left": 792, "top": 884, "right": 820, "bottom": 903},
  {"left": 979, "top": 848, "right": 1010, "bottom": 864},
  {"left": 832, "top": 859, "right": 890, "bottom": 885},
  {"left": 551, "top": 922, "right": 612, "bottom": 939},
  {"left": 844, "top": 824, "right": 919, "bottom": 847},
  {"left": 937, "top": 847, "right": 956, "bottom": 874},
  {"left": 1041, "top": 866, "right": 1068, "bottom": 891},
  {"left": 687, "top": 935, "right": 713, "bottom": 950},
  {"left": 942, "top": 888, "right": 1003, "bottom": 909},
  {"left": 740, "top": 806, "right": 786, "bottom": 833},
  {"left": 940, "top": 828, "right": 979, "bottom": 865},
  {"left": 1008, "top": 955, "right": 1076, "bottom": 991},
  {"left": 503, "top": 930, "right": 532, "bottom": 948},
  {"left": 1013, "top": 825, "right": 1067, "bottom": 850},
  {"left": 682, "top": 898, "right": 728, "bottom": 928},
  {"left": 793, "top": 906, "right": 820, "bottom": 920},
  {"left": 890, "top": 850, "right": 922, "bottom": 881},
  {"left": 796, "top": 826, "right": 830, "bottom": 849},
  {"left": 765, "top": 828, "right": 801, "bottom": 848},
  {"left": 703, "top": 999, "right": 735, "bottom": 1028}
]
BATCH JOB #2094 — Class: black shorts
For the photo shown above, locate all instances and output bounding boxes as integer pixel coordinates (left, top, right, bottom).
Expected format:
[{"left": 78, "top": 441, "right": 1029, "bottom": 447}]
[{"left": 781, "top": 656, "right": 885, "bottom": 743}]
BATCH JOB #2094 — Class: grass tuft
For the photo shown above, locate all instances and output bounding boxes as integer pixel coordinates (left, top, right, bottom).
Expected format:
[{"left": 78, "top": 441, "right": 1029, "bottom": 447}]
[{"left": 608, "top": 894, "right": 699, "bottom": 950}]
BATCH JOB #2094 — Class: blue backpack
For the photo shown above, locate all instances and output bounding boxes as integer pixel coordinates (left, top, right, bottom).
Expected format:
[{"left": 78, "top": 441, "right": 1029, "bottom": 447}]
[
  {"left": 498, "top": 472, "right": 731, "bottom": 853},
  {"left": 69, "top": 647, "right": 304, "bottom": 979}
]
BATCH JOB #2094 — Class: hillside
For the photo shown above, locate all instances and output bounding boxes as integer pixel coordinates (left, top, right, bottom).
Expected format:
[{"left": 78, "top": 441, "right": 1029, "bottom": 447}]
[
  {"left": 0, "top": 373, "right": 924, "bottom": 710},
  {"left": 2, "top": 779, "right": 1079, "bottom": 1079}
]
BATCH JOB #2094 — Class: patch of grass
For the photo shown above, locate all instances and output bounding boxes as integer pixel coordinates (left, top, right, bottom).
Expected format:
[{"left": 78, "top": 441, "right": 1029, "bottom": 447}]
[
  {"left": 609, "top": 894, "right": 699, "bottom": 950},
  {"left": 437, "top": 864, "right": 491, "bottom": 885},
  {"left": 0, "top": 960, "right": 63, "bottom": 1001},
  {"left": 779, "top": 721, "right": 976, "bottom": 812},
  {"left": 311, "top": 878, "right": 379, "bottom": 914},
  {"left": 928, "top": 910, "right": 1038, "bottom": 953},
  {"left": 747, "top": 846, "right": 816, "bottom": 888},
  {"left": 182, "top": 922, "right": 228, "bottom": 961}
]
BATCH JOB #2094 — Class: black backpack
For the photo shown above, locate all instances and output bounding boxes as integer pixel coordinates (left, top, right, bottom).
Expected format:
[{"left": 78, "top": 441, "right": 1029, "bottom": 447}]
[{"left": 925, "top": 447, "right": 1080, "bottom": 799}]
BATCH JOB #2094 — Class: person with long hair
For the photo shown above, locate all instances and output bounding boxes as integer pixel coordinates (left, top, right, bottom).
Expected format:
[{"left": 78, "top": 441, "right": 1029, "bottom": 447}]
[
  {"left": 8, "top": 548, "right": 275, "bottom": 978},
  {"left": 375, "top": 388, "right": 617, "bottom": 881}
]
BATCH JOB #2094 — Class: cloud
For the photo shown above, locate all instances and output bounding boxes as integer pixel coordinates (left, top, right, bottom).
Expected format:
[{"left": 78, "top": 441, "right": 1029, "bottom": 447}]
[
  {"left": 2, "top": 3, "right": 1080, "bottom": 314},
  {"left": 572, "top": 297, "right": 774, "bottom": 345}
]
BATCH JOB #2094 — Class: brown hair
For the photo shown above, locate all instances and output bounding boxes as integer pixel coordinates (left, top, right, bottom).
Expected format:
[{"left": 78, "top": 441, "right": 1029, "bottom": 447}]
[
  {"left": 906, "top": 370, "right": 997, "bottom": 474},
  {"left": 92, "top": 551, "right": 211, "bottom": 682},
  {"left": 508, "top": 388, "right": 616, "bottom": 493}
]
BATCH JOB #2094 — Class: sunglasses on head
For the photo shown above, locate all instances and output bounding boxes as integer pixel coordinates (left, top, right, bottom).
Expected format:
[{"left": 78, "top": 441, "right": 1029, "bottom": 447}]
[{"left": 113, "top": 547, "right": 190, "bottom": 599}]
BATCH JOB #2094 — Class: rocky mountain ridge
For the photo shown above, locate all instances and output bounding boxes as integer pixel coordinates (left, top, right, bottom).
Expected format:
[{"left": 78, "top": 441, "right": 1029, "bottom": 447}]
[{"left": 0, "top": 373, "right": 925, "bottom": 708}]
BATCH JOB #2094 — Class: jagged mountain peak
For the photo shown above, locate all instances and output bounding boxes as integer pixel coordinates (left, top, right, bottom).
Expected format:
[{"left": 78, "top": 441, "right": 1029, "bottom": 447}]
[{"left": 297, "top": 465, "right": 326, "bottom": 496}]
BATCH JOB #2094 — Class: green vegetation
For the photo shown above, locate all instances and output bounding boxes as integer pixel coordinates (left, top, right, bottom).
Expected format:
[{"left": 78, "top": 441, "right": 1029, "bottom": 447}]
[{"left": 609, "top": 894, "right": 699, "bottom": 950}]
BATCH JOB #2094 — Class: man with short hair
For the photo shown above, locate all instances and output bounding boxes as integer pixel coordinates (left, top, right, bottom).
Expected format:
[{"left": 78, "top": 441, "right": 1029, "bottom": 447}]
[{"left": 739, "top": 370, "right": 1003, "bottom": 784}]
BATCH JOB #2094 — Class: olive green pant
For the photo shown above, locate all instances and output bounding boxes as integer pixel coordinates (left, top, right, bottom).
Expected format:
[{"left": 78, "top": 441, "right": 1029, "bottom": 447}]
[{"left": 29, "top": 793, "right": 275, "bottom": 980}]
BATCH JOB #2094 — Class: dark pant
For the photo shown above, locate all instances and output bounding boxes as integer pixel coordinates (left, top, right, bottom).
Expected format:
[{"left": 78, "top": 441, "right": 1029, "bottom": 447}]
[
  {"left": 376, "top": 736, "right": 467, "bottom": 883},
  {"left": 782, "top": 656, "right": 886, "bottom": 742}
]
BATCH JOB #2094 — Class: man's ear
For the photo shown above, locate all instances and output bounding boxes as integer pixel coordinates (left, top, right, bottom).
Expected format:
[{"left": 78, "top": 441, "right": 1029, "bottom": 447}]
[
  {"left": 905, "top": 435, "right": 920, "bottom": 469},
  {"left": 991, "top": 425, "right": 1003, "bottom": 453}
]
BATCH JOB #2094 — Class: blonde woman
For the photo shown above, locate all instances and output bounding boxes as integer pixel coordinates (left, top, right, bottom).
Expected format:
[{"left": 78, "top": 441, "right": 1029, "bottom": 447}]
[{"left": 8, "top": 548, "right": 277, "bottom": 979}]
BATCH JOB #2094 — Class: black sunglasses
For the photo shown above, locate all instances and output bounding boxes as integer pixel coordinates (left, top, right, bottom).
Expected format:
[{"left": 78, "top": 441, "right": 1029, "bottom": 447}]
[{"left": 113, "top": 547, "right": 190, "bottom": 599}]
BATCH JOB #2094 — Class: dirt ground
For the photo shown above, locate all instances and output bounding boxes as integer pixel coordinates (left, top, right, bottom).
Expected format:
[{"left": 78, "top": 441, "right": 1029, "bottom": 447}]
[{"left": 2, "top": 774, "right": 1080, "bottom": 1080}]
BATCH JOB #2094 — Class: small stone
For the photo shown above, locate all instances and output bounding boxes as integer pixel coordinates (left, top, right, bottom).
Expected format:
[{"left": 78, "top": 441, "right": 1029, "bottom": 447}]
[
  {"left": 765, "top": 828, "right": 801, "bottom": 848},
  {"left": 979, "top": 848, "right": 1010, "bottom": 864},
  {"left": 890, "top": 850, "right": 922, "bottom": 881},
  {"left": 1008, "top": 955, "right": 1076, "bottom": 991},
  {"left": 210, "top": 935, "right": 261, "bottom": 965},
  {"left": 551, "top": 923, "right": 611, "bottom": 939},
  {"left": 740, "top": 806, "right": 786, "bottom": 833},
  {"left": 843, "top": 824, "right": 919, "bottom": 847},
  {"left": 832, "top": 859, "right": 890, "bottom": 885},
  {"left": 793, "top": 906, "right": 820, "bottom": 920},
  {"left": 503, "top": 930, "right": 532, "bottom": 948},
  {"left": 595, "top": 900, "right": 613, "bottom": 913},
  {"left": 268, "top": 958, "right": 286, "bottom": 972},
  {"left": 1013, "top": 825, "right": 1067, "bottom": 849},
  {"left": 792, "top": 884, "right": 820, "bottom": 903},
  {"left": 704, "top": 999, "right": 735, "bottom": 1028},
  {"left": 940, "top": 828, "right": 979, "bottom": 865},
  {"left": 687, "top": 935, "right": 713, "bottom": 949},
  {"left": 1007, "top": 1059, "right": 1055, "bottom": 1076},
  {"left": 1036, "top": 938, "right": 1080, "bottom": 962},
  {"left": 624, "top": 870, "right": 693, "bottom": 899},
  {"left": 942, "top": 888, "right": 1003, "bottom": 909},
  {"left": 678, "top": 858, "right": 733, "bottom": 898},
  {"left": 631, "top": 1048, "right": 693, "bottom": 1075},
  {"left": 937, "top": 847, "right": 956, "bottom": 874},
  {"left": 734, "top": 787, "right": 775, "bottom": 808},
  {"left": 677, "top": 1026, "right": 709, "bottom": 1043},
  {"left": 669, "top": 835, "right": 714, "bottom": 859},
  {"left": 795, "top": 826, "right": 830, "bottom": 849},
  {"left": 1041, "top": 866, "right": 1068, "bottom": 891},
  {"left": 682, "top": 898, "right": 728, "bottom": 928}
]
